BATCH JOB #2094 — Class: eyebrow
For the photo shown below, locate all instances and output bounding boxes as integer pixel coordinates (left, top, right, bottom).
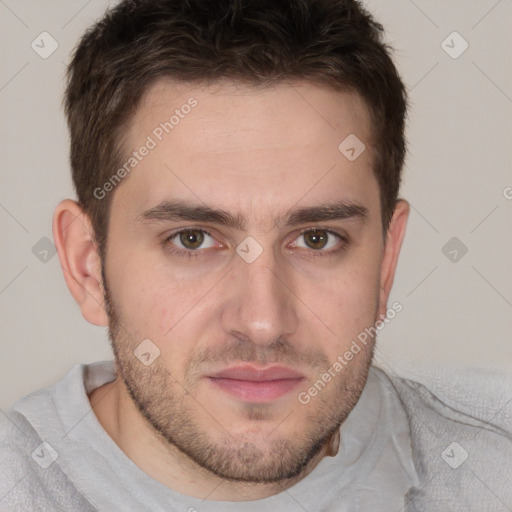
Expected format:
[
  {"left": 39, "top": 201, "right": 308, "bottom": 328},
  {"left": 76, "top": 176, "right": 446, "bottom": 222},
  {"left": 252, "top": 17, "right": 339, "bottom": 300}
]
[{"left": 137, "top": 199, "right": 368, "bottom": 230}]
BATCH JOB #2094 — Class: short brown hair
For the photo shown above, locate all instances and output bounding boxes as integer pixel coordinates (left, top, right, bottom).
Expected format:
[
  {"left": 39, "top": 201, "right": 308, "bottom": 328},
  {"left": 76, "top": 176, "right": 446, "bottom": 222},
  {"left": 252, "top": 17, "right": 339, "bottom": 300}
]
[{"left": 65, "top": 0, "right": 408, "bottom": 260}]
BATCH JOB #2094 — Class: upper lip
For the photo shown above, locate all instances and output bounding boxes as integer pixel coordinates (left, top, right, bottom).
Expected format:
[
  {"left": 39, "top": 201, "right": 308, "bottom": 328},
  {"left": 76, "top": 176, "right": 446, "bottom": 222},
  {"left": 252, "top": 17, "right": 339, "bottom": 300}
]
[{"left": 208, "top": 364, "right": 304, "bottom": 382}]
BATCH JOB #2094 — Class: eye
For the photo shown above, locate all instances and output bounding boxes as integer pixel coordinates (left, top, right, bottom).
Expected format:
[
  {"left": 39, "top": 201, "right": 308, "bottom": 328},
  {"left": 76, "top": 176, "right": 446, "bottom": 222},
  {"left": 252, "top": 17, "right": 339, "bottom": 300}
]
[
  {"left": 167, "top": 229, "right": 217, "bottom": 251},
  {"left": 293, "top": 228, "right": 344, "bottom": 251}
]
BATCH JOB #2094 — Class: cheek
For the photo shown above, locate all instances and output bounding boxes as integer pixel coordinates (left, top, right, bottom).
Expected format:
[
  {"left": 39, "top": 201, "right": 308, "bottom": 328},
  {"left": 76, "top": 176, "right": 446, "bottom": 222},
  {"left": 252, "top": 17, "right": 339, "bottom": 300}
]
[
  {"left": 111, "top": 264, "right": 219, "bottom": 359},
  {"left": 104, "top": 245, "right": 166, "bottom": 341},
  {"left": 304, "top": 257, "right": 381, "bottom": 353},
  {"left": 111, "top": 273, "right": 197, "bottom": 337},
  {"left": 105, "top": 224, "right": 224, "bottom": 355}
]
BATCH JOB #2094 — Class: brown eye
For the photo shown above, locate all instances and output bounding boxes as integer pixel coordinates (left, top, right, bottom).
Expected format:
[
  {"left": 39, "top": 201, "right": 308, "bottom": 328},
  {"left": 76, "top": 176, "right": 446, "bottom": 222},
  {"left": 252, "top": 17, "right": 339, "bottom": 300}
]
[
  {"left": 293, "top": 229, "right": 345, "bottom": 255},
  {"left": 164, "top": 228, "right": 218, "bottom": 258},
  {"left": 303, "top": 229, "right": 329, "bottom": 250},
  {"left": 178, "top": 229, "right": 205, "bottom": 249}
]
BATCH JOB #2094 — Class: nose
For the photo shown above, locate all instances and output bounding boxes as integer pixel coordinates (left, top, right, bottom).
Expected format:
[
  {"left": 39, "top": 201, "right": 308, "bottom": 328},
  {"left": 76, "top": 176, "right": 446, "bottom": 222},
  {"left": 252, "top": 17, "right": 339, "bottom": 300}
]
[{"left": 221, "top": 245, "right": 298, "bottom": 346}]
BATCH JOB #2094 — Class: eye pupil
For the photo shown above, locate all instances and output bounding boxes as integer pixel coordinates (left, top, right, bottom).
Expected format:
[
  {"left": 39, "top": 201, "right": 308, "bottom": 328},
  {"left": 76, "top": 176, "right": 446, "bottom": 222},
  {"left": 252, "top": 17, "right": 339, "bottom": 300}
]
[
  {"left": 304, "top": 230, "right": 328, "bottom": 250},
  {"left": 180, "top": 230, "right": 204, "bottom": 249}
]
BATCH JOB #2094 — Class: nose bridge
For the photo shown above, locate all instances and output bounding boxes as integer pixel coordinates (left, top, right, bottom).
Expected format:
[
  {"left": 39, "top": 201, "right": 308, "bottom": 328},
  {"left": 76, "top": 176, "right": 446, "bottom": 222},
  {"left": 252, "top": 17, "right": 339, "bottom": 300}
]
[{"left": 222, "top": 243, "right": 297, "bottom": 345}]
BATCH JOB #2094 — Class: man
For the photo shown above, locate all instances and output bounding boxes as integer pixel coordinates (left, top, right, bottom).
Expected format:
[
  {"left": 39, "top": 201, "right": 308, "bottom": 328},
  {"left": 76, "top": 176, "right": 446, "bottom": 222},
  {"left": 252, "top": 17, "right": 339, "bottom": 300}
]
[{"left": 1, "top": 0, "right": 510, "bottom": 511}]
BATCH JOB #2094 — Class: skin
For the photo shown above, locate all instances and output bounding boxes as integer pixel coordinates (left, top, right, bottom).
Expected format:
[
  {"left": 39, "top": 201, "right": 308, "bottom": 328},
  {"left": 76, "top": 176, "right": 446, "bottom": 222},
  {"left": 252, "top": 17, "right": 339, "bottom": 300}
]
[{"left": 53, "top": 80, "right": 409, "bottom": 501}]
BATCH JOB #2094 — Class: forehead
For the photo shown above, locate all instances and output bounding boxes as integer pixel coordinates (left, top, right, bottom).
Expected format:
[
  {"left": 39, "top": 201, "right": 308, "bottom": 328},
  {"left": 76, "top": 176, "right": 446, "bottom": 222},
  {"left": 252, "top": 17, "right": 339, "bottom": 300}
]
[
  {"left": 114, "top": 79, "right": 378, "bottom": 225},
  {"left": 132, "top": 78, "right": 373, "bottom": 149}
]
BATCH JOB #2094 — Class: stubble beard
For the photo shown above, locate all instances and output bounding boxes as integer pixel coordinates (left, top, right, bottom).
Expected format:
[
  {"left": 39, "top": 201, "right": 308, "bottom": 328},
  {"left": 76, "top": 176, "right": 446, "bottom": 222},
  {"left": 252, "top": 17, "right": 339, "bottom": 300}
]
[{"left": 101, "top": 270, "right": 375, "bottom": 484}]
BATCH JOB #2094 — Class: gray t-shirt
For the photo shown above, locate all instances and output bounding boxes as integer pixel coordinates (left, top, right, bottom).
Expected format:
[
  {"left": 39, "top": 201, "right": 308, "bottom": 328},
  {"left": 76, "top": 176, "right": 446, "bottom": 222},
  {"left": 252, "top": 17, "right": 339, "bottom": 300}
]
[
  {"left": 1, "top": 361, "right": 511, "bottom": 511},
  {"left": 0, "top": 362, "right": 417, "bottom": 511}
]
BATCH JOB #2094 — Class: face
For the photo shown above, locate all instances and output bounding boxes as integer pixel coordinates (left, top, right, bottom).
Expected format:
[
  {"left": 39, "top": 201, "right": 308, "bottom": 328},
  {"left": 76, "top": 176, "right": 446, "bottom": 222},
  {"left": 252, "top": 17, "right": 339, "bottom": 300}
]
[{"left": 102, "top": 80, "right": 387, "bottom": 482}]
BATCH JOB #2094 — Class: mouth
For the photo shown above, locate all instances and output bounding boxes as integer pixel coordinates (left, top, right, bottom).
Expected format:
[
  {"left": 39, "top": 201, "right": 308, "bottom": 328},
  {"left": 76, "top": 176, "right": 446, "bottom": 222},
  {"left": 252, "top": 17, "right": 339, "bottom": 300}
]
[{"left": 207, "top": 364, "right": 305, "bottom": 403}]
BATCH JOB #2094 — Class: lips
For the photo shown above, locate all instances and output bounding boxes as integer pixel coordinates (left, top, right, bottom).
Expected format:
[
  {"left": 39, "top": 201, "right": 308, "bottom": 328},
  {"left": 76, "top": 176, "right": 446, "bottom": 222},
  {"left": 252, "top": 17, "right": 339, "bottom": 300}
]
[
  {"left": 209, "top": 365, "right": 304, "bottom": 381},
  {"left": 207, "top": 364, "right": 304, "bottom": 402}
]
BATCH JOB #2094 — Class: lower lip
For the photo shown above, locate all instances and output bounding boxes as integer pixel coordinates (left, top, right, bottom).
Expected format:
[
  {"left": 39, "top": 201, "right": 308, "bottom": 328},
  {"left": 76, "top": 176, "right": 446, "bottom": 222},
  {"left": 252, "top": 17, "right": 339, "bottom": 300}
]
[{"left": 208, "top": 377, "right": 304, "bottom": 402}]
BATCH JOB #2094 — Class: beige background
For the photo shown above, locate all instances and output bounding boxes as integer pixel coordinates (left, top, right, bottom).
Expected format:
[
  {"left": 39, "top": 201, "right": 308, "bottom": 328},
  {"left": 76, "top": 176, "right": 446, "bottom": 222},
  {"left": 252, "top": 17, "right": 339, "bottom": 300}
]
[{"left": 1, "top": 0, "right": 511, "bottom": 410}]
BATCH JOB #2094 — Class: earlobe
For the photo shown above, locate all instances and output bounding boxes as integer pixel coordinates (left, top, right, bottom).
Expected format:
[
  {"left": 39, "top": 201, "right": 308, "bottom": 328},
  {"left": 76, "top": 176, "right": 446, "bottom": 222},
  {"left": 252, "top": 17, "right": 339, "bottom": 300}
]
[
  {"left": 377, "top": 199, "right": 410, "bottom": 319},
  {"left": 52, "top": 199, "right": 109, "bottom": 327}
]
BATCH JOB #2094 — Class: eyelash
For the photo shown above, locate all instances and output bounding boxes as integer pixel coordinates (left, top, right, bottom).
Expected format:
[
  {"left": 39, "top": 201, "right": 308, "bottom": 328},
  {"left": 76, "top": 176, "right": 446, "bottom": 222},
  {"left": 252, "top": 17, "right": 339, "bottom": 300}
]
[
  {"left": 294, "top": 227, "right": 349, "bottom": 260},
  {"left": 163, "top": 227, "right": 350, "bottom": 259},
  {"left": 163, "top": 228, "right": 215, "bottom": 259}
]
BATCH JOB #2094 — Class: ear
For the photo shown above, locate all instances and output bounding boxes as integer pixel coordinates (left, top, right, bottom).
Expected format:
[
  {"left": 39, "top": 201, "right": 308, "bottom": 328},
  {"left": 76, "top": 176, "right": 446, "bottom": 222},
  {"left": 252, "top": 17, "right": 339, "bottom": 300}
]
[
  {"left": 377, "top": 199, "right": 409, "bottom": 320},
  {"left": 52, "top": 199, "right": 109, "bottom": 326}
]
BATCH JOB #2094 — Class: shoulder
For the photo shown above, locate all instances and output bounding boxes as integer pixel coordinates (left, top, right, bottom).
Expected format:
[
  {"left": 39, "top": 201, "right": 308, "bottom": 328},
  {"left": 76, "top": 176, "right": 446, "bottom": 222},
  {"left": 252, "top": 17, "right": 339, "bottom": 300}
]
[
  {"left": 373, "top": 366, "right": 512, "bottom": 511},
  {"left": 0, "top": 397, "right": 96, "bottom": 511},
  {"left": 0, "top": 408, "right": 57, "bottom": 510},
  {"left": 0, "top": 408, "right": 39, "bottom": 479}
]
